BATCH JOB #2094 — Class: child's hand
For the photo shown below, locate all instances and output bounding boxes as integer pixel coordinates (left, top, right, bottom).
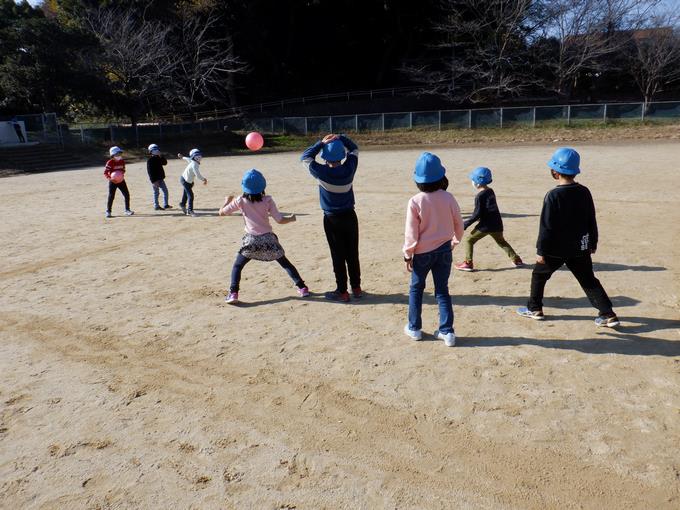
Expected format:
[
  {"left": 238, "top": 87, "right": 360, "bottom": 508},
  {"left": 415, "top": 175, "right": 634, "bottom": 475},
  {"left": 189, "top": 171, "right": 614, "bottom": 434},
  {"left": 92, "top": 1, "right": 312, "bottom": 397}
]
[
  {"left": 203, "top": 178, "right": 208, "bottom": 185},
  {"left": 177, "top": 153, "right": 183, "bottom": 158},
  {"left": 322, "top": 134, "right": 338, "bottom": 144},
  {"left": 225, "top": 195, "right": 234, "bottom": 204},
  {"left": 536, "top": 255, "right": 545, "bottom": 264},
  {"left": 405, "top": 259, "right": 413, "bottom": 272}
]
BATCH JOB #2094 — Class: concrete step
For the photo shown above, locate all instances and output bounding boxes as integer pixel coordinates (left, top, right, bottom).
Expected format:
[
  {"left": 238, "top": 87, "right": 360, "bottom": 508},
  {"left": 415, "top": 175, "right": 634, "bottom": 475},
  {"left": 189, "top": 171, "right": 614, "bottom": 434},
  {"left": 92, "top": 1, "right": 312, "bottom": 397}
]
[{"left": 0, "top": 143, "right": 95, "bottom": 172}]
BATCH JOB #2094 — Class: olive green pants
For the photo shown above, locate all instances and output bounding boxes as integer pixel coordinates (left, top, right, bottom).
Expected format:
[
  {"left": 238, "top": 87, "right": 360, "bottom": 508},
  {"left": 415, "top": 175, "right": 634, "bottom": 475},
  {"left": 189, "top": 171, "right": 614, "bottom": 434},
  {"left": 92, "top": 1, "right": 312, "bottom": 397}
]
[{"left": 464, "top": 229, "right": 518, "bottom": 263}]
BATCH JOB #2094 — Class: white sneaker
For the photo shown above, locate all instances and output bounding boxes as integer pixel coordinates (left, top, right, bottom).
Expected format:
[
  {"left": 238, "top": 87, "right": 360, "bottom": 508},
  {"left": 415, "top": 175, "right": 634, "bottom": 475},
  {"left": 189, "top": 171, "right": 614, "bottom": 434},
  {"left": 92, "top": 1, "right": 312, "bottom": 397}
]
[
  {"left": 404, "top": 324, "right": 422, "bottom": 341},
  {"left": 105, "top": 211, "right": 112, "bottom": 218},
  {"left": 434, "top": 330, "right": 456, "bottom": 347},
  {"left": 124, "top": 209, "right": 134, "bottom": 216}
]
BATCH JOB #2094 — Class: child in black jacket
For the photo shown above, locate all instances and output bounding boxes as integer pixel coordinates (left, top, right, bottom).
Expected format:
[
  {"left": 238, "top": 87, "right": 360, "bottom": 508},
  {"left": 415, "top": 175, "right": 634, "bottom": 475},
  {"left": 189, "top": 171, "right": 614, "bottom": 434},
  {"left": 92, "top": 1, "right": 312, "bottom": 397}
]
[
  {"left": 455, "top": 166, "right": 522, "bottom": 272},
  {"left": 147, "top": 143, "right": 172, "bottom": 210},
  {"left": 517, "top": 148, "right": 619, "bottom": 327}
]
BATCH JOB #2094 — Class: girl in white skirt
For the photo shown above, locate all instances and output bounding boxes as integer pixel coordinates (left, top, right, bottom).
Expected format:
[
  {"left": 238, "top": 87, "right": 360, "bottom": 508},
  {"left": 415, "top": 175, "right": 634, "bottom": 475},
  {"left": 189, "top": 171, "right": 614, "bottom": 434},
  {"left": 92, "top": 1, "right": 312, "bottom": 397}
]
[{"left": 219, "top": 169, "right": 309, "bottom": 304}]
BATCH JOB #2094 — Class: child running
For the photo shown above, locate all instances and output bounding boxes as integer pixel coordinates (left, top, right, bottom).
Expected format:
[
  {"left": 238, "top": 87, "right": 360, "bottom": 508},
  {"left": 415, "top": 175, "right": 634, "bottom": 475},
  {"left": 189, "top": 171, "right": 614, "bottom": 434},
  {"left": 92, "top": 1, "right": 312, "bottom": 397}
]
[
  {"left": 403, "top": 152, "right": 464, "bottom": 346},
  {"left": 219, "top": 169, "right": 309, "bottom": 304},
  {"left": 454, "top": 166, "right": 522, "bottom": 271},
  {"left": 300, "top": 133, "right": 361, "bottom": 302},
  {"left": 147, "top": 143, "right": 172, "bottom": 211},
  {"left": 104, "top": 146, "right": 134, "bottom": 218},
  {"left": 178, "top": 148, "right": 207, "bottom": 216},
  {"left": 516, "top": 147, "right": 620, "bottom": 327}
]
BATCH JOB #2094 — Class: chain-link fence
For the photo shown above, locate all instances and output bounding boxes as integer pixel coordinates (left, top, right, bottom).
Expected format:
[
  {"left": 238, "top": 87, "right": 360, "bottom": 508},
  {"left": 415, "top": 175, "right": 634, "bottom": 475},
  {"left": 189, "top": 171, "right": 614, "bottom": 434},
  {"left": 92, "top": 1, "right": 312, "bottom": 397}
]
[
  {"left": 246, "top": 100, "right": 680, "bottom": 135},
  {"left": 58, "top": 100, "right": 680, "bottom": 146}
]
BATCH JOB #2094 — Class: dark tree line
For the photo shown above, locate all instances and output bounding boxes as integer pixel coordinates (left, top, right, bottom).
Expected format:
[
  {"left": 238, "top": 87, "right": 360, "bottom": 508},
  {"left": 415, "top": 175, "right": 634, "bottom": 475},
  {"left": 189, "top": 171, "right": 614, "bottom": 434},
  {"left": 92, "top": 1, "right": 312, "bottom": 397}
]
[{"left": 1, "top": 0, "right": 679, "bottom": 123}]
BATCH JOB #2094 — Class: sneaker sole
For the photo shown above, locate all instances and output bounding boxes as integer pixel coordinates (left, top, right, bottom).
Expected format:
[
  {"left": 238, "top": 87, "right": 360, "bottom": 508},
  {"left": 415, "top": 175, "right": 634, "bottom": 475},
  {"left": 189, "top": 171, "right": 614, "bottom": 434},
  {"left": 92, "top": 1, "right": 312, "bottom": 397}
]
[
  {"left": 404, "top": 326, "right": 422, "bottom": 341},
  {"left": 455, "top": 267, "right": 474, "bottom": 272},
  {"left": 516, "top": 310, "right": 545, "bottom": 320},
  {"left": 596, "top": 320, "right": 620, "bottom": 328}
]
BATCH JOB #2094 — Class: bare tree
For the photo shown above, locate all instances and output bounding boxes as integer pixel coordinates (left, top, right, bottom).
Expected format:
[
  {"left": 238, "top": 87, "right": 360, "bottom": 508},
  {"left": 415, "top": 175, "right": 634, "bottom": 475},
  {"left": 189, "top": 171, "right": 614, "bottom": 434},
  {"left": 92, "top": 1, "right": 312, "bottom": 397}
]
[
  {"left": 402, "top": 0, "right": 543, "bottom": 103},
  {"left": 544, "top": 0, "right": 660, "bottom": 97},
  {"left": 627, "top": 14, "right": 680, "bottom": 109},
  {"left": 168, "top": 13, "right": 246, "bottom": 115},
  {"left": 84, "top": 7, "right": 177, "bottom": 125}
]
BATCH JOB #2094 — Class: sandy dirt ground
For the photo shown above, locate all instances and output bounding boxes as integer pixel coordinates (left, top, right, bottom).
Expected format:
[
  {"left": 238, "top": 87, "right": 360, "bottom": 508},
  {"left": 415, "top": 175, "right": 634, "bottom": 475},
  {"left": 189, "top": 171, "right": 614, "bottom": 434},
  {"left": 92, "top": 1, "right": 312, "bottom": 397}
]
[{"left": 1, "top": 141, "right": 679, "bottom": 509}]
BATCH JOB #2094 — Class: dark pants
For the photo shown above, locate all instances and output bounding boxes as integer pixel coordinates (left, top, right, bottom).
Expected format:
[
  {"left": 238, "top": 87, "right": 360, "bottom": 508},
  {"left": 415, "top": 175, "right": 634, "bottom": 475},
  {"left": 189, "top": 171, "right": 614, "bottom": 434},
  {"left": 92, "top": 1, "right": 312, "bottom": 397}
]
[
  {"left": 229, "top": 254, "right": 305, "bottom": 292},
  {"left": 107, "top": 180, "right": 130, "bottom": 212},
  {"left": 527, "top": 254, "right": 614, "bottom": 316},
  {"left": 13, "top": 124, "right": 25, "bottom": 143},
  {"left": 323, "top": 210, "right": 361, "bottom": 293},
  {"left": 179, "top": 177, "right": 194, "bottom": 211}
]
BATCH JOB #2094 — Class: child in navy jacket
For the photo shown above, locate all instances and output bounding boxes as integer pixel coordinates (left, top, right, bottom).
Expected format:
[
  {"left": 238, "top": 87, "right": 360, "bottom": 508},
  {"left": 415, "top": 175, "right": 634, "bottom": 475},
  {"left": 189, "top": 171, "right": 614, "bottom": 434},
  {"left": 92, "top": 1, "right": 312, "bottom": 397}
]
[{"left": 301, "top": 134, "right": 361, "bottom": 302}]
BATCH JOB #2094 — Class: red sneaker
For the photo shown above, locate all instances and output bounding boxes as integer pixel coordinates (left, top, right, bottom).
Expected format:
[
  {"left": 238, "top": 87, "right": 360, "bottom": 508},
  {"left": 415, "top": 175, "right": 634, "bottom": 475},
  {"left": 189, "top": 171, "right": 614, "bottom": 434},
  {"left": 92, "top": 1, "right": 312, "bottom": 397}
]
[
  {"left": 512, "top": 256, "right": 524, "bottom": 267},
  {"left": 351, "top": 287, "right": 363, "bottom": 299},
  {"left": 454, "top": 261, "right": 474, "bottom": 272}
]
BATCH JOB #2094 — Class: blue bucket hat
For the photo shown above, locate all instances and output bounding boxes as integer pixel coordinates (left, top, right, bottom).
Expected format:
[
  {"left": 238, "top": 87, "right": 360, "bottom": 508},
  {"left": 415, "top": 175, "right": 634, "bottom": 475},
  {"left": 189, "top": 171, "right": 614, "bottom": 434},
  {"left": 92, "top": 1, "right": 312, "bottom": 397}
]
[
  {"left": 548, "top": 147, "right": 580, "bottom": 175},
  {"left": 413, "top": 152, "right": 446, "bottom": 184},
  {"left": 241, "top": 169, "right": 266, "bottom": 194},
  {"left": 321, "top": 140, "right": 346, "bottom": 162},
  {"left": 469, "top": 166, "right": 492, "bottom": 185}
]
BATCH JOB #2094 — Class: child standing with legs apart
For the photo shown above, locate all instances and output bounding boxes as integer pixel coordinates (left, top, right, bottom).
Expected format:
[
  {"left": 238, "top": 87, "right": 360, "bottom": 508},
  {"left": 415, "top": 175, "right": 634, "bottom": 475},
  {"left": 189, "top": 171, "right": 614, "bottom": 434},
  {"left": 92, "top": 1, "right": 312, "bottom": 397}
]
[
  {"left": 220, "top": 169, "right": 309, "bottom": 304},
  {"left": 300, "top": 133, "right": 361, "bottom": 302},
  {"left": 178, "top": 148, "right": 207, "bottom": 217},
  {"left": 455, "top": 166, "right": 522, "bottom": 271},
  {"left": 403, "top": 153, "right": 464, "bottom": 346},
  {"left": 147, "top": 144, "right": 172, "bottom": 211},
  {"left": 516, "top": 148, "right": 619, "bottom": 327},
  {"left": 104, "top": 146, "right": 134, "bottom": 218}
]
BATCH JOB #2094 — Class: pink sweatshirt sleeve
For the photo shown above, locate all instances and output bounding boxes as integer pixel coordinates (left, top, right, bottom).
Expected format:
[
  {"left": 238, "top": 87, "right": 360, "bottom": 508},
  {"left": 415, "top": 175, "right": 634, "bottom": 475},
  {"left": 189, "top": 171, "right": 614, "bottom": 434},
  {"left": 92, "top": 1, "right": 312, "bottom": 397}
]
[
  {"left": 450, "top": 196, "right": 464, "bottom": 248},
  {"left": 221, "top": 197, "right": 241, "bottom": 215},
  {"left": 267, "top": 196, "right": 284, "bottom": 223},
  {"left": 403, "top": 198, "right": 420, "bottom": 258}
]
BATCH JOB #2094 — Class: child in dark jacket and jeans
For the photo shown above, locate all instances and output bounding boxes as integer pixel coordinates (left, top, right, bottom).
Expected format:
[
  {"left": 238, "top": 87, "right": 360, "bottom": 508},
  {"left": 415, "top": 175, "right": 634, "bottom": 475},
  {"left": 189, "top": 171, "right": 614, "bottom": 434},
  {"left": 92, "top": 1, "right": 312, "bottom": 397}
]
[
  {"left": 516, "top": 148, "right": 619, "bottom": 328},
  {"left": 301, "top": 133, "right": 361, "bottom": 302},
  {"left": 455, "top": 166, "right": 522, "bottom": 271},
  {"left": 146, "top": 143, "right": 171, "bottom": 210}
]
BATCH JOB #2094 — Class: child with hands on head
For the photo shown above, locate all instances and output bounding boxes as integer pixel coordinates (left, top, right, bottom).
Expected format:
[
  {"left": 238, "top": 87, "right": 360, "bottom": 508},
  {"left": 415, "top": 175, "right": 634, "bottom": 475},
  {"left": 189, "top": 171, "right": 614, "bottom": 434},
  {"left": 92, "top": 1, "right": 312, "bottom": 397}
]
[
  {"left": 219, "top": 169, "right": 309, "bottom": 304},
  {"left": 403, "top": 152, "right": 465, "bottom": 346}
]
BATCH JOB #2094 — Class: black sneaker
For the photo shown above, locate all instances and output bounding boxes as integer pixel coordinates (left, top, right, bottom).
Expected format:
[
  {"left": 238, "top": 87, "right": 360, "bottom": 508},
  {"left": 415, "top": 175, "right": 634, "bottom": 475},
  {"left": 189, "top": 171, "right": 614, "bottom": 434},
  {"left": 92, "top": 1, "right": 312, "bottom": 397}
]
[
  {"left": 154, "top": 205, "right": 162, "bottom": 211},
  {"left": 163, "top": 204, "right": 173, "bottom": 209},
  {"left": 324, "top": 290, "right": 350, "bottom": 302},
  {"left": 180, "top": 205, "right": 187, "bottom": 215}
]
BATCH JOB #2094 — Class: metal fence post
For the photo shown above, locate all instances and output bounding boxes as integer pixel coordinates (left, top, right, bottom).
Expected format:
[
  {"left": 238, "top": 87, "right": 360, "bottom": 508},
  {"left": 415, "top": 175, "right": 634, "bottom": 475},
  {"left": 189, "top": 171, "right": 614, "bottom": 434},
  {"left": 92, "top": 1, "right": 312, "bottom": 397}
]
[
  {"left": 271, "top": 118, "right": 275, "bottom": 134},
  {"left": 80, "top": 126, "right": 85, "bottom": 144},
  {"left": 567, "top": 105, "right": 571, "bottom": 126},
  {"left": 304, "top": 117, "right": 308, "bottom": 135},
  {"left": 603, "top": 104, "right": 607, "bottom": 124},
  {"left": 532, "top": 107, "right": 537, "bottom": 128},
  {"left": 135, "top": 124, "right": 139, "bottom": 147},
  {"left": 409, "top": 112, "right": 413, "bottom": 129},
  {"left": 438, "top": 111, "right": 441, "bottom": 131},
  {"left": 355, "top": 115, "right": 358, "bottom": 132},
  {"left": 499, "top": 108, "right": 503, "bottom": 129},
  {"left": 329, "top": 116, "right": 333, "bottom": 133},
  {"left": 382, "top": 113, "right": 385, "bottom": 132},
  {"left": 159, "top": 123, "right": 162, "bottom": 141},
  {"left": 641, "top": 102, "right": 646, "bottom": 121},
  {"left": 468, "top": 110, "right": 472, "bottom": 129}
]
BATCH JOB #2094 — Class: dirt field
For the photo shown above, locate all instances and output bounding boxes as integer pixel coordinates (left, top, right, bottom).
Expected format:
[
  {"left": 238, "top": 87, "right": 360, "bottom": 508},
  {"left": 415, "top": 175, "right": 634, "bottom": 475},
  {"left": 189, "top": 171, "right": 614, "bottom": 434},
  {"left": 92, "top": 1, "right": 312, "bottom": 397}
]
[{"left": 1, "top": 141, "right": 679, "bottom": 509}]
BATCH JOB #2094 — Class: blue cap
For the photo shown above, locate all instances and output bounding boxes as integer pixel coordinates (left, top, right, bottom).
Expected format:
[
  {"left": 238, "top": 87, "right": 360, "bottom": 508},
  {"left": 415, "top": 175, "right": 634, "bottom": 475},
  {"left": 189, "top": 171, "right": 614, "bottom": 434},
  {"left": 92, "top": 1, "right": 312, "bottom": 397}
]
[
  {"left": 413, "top": 152, "right": 446, "bottom": 184},
  {"left": 469, "top": 166, "right": 492, "bottom": 185},
  {"left": 548, "top": 148, "right": 580, "bottom": 175},
  {"left": 321, "top": 140, "right": 346, "bottom": 162},
  {"left": 241, "top": 169, "right": 266, "bottom": 194}
]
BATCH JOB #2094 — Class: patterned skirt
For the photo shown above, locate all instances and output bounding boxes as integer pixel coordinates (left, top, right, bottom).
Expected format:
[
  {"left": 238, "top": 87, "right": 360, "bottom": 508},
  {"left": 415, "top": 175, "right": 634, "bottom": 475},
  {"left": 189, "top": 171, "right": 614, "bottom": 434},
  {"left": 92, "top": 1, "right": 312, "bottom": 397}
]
[{"left": 239, "top": 232, "right": 285, "bottom": 261}]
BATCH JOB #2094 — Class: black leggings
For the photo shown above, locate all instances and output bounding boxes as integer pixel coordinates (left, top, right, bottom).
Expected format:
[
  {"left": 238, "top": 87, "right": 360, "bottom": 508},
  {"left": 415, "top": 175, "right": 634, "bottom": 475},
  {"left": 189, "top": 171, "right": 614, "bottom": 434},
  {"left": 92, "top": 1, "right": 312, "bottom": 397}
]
[
  {"left": 229, "top": 254, "right": 305, "bottom": 292},
  {"left": 527, "top": 254, "right": 614, "bottom": 315},
  {"left": 323, "top": 210, "right": 361, "bottom": 293},
  {"left": 107, "top": 180, "right": 130, "bottom": 212}
]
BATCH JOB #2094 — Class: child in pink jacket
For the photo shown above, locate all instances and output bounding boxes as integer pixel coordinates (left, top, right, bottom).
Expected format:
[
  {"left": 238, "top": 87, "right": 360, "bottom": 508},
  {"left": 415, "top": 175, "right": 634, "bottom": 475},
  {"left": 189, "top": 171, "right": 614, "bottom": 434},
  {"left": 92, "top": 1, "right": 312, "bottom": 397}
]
[{"left": 403, "top": 152, "right": 464, "bottom": 346}]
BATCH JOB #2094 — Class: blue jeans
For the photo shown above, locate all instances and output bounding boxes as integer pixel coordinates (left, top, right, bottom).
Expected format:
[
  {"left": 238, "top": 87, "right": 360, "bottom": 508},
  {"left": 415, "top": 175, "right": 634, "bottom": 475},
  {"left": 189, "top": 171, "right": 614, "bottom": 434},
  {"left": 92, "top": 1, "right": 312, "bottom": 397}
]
[
  {"left": 408, "top": 242, "right": 454, "bottom": 334},
  {"left": 179, "top": 177, "right": 194, "bottom": 211},
  {"left": 151, "top": 179, "right": 169, "bottom": 207}
]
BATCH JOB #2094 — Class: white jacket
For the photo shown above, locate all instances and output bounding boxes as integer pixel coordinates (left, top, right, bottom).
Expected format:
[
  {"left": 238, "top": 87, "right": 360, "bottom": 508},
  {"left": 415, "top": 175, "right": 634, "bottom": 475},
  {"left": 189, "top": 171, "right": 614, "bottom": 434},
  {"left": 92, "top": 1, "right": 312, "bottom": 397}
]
[{"left": 181, "top": 157, "right": 206, "bottom": 183}]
